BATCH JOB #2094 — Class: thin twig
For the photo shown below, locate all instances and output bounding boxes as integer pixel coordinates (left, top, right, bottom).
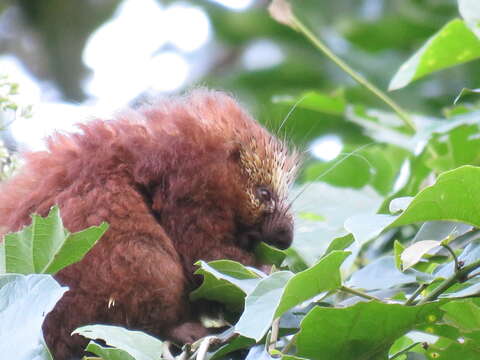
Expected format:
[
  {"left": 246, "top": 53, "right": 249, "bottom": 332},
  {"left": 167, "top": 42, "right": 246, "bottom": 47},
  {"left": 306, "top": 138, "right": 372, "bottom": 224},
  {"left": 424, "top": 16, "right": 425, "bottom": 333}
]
[
  {"left": 290, "top": 15, "right": 416, "bottom": 132},
  {"left": 418, "top": 259, "right": 480, "bottom": 305},
  {"left": 340, "top": 285, "right": 381, "bottom": 301},
  {"left": 405, "top": 283, "right": 428, "bottom": 306},
  {"left": 389, "top": 342, "right": 422, "bottom": 359}
]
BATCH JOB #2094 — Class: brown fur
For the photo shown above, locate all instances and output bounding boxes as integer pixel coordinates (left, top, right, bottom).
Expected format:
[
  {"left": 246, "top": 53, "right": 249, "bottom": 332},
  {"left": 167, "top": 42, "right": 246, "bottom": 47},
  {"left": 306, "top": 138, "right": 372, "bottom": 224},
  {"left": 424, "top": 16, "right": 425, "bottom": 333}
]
[{"left": 0, "top": 89, "right": 297, "bottom": 359}]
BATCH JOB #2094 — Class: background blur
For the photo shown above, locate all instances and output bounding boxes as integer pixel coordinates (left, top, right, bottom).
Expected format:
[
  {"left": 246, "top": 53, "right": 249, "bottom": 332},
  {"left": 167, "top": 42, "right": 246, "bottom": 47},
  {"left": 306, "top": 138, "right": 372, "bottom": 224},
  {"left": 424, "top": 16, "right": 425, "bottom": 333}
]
[{"left": 0, "top": 0, "right": 476, "bottom": 154}]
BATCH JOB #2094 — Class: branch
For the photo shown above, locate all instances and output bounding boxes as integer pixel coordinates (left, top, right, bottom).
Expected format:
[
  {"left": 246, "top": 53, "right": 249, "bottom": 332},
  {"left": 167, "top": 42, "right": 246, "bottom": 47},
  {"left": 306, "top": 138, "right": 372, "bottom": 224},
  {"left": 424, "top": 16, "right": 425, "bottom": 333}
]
[
  {"left": 405, "top": 283, "right": 428, "bottom": 306},
  {"left": 418, "top": 258, "right": 480, "bottom": 305}
]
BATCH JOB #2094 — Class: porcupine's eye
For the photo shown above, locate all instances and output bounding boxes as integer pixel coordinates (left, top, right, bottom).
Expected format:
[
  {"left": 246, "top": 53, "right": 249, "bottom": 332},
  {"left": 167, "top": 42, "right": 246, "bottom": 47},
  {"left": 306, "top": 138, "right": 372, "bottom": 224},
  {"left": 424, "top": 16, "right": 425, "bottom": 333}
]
[{"left": 256, "top": 187, "right": 272, "bottom": 203}]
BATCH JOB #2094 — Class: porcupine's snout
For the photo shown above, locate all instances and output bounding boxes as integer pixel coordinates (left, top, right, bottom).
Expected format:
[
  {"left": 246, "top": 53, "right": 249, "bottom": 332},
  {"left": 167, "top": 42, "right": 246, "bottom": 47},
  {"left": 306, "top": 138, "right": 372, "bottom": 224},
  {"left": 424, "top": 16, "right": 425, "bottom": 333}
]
[{"left": 261, "top": 212, "right": 294, "bottom": 250}]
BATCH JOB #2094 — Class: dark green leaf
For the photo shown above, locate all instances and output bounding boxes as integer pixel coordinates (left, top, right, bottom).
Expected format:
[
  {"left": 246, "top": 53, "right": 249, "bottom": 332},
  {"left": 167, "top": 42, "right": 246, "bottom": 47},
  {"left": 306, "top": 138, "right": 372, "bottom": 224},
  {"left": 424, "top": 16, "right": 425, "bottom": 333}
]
[{"left": 296, "top": 301, "right": 437, "bottom": 360}]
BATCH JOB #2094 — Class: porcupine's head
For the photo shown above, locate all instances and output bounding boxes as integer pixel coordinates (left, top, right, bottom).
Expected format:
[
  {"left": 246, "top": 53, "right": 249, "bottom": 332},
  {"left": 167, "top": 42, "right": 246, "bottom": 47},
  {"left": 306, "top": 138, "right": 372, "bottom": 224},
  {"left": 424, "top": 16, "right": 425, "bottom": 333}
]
[
  {"left": 191, "top": 90, "right": 300, "bottom": 252},
  {"left": 234, "top": 125, "right": 298, "bottom": 251}
]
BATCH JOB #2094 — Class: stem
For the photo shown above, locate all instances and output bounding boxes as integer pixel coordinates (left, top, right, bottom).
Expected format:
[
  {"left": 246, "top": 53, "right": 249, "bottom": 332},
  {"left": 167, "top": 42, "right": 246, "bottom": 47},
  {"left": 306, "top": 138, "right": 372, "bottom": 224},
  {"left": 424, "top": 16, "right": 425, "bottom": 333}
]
[
  {"left": 269, "top": 318, "right": 280, "bottom": 352},
  {"left": 290, "top": 15, "right": 416, "bottom": 133},
  {"left": 418, "top": 258, "right": 480, "bottom": 305},
  {"left": 340, "top": 285, "right": 380, "bottom": 301},
  {"left": 442, "top": 244, "right": 460, "bottom": 271},
  {"left": 405, "top": 283, "right": 428, "bottom": 306},
  {"left": 389, "top": 342, "right": 422, "bottom": 360},
  {"left": 282, "top": 334, "right": 297, "bottom": 354}
]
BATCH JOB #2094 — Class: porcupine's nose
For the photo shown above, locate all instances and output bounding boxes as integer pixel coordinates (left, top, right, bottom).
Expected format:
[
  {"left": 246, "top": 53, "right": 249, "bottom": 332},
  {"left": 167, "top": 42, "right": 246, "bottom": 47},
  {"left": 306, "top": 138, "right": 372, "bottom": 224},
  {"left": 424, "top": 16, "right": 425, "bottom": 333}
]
[{"left": 263, "top": 226, "right": 293, "bottom": 250}]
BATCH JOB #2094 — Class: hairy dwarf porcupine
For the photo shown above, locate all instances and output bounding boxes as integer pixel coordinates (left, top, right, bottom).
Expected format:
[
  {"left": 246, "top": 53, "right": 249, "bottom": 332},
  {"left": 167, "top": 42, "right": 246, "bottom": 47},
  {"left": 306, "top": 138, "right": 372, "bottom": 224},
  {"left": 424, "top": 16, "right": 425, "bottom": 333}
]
[{"left": 0, "top": 89, "right": 298, "bottom": 359}]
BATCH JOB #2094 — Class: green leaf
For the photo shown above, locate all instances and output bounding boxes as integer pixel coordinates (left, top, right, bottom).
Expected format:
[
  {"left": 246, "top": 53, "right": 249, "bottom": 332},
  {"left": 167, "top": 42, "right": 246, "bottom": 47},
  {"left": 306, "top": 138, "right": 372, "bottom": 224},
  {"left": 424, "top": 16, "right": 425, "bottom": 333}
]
[
  {"left": 324, "top": 233, "right": 354, "bottom": 256},
  {"left": 255, "top": 242, "right": 286, "bottom": 267},
  {"left": 44, "top": 221, "right": 109, "bottom": 274},
  {"left": 235, "top": 271, "right": 293, "bottom": 341},
  {"left": 190, "top": 260, "right": 260, "bottom": 311},
  {"left": 389, "top": 19, "right": 480, "bottom": 90},
  {"left": 401, "top": 240, "right": 441, "bottom": 270},
  {"left": 235, "top": 251, "right": 350, "bottom": 341},
  {"left": 275, "top": 251, "right": 350, "bottom": 317},
  {"left": 272, "top": 91, "right": 346, "bottom": 115},
  {"left": 73, "top": 324, "right": 163, "bottom": 360},
  {"left": 208, "top": 333, "right": 255, "bottom": 360},
  {"left": 425, "top": 124, "right": 480, "bottom": 173},
  {"left": 0, "top": 274, "right": 67, "bottom": 359},
  {"left": 85, "top": 341, "right": 135, "bottom": 360},
  {"left": 350, "top": 166, "right": 480, "bottom": 247},
  {"left": 4, "top": 206, "right": 108, "bottom": 274},
  {"left": 441, "top": 299, "right": 480, "bottom": 332},
  {"left": 296, "top": 301, "right": 437, "bottom": 360},
  {"left": 390, "top": 166, "right": 480, "bottom": 228}
]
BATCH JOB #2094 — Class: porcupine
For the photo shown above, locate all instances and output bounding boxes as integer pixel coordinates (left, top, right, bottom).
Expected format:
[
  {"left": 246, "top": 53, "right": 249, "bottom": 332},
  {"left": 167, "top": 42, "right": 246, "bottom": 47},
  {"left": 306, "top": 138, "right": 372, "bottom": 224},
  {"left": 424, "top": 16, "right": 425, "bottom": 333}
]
[{"left": 0, "top": 89, "right": 298, "bottom": 359}]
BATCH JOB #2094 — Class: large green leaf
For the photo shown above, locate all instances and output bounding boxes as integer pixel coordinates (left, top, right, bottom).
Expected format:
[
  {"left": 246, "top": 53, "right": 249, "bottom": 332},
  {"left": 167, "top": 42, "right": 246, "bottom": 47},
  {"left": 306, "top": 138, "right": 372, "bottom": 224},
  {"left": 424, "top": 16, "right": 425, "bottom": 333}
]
[
  {"left": 73, "top": 324, "right": 163, "bottom": 360},
  {"left": 4, "top": 206, "right": 108, "bottom": 275},
  {"left": 235, "top": 251, "right": 349, "bottom": 341},
  {"left": 0, "top": 274, "right": 67, "bottom": 360},
  {"left": 389, "top": 19, "right": 480, "bottom": 90},
  {"left": 441, "top": 299, "right": 480, "bottom": 332},
  {"left": 347, "top": 166, "right": 480, "bottom": 246},
  {"left": 390, "top": 165, "right": 480, "bottom": 228},
  {"left": 190, "top": 260, "right": 261, "bottom": 311},
  {"left": 296, "top": 301, "right": 437, "bottom": 360}
]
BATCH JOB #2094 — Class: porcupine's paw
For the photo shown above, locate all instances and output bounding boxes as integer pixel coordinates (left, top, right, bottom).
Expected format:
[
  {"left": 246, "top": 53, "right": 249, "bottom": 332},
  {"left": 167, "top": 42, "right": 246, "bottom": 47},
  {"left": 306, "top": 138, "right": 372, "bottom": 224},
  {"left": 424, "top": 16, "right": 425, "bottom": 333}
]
[{"left": 168, "top": 321, "right": 210, "bottom": 344}]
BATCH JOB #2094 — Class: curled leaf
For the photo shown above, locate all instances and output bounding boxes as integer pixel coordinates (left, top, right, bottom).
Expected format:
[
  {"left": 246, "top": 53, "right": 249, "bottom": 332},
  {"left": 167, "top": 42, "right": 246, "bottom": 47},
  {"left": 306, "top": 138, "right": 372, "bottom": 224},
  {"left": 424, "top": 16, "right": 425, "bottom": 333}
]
[
  {"left": 401, "top": 240, "right": 441, "bottom": 270},
  {"left": 268, "top": 0, "right": 297, "bottom": 30}
]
